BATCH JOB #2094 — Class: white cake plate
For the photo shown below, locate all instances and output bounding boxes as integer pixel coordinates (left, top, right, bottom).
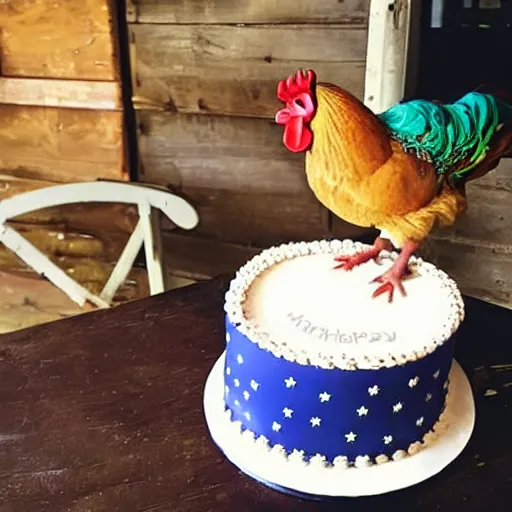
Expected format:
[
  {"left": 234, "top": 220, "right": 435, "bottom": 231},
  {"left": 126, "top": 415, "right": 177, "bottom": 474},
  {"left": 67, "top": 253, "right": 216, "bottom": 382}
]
[{"left": 203, "top": 352, "right": 476, "bottom": 499}]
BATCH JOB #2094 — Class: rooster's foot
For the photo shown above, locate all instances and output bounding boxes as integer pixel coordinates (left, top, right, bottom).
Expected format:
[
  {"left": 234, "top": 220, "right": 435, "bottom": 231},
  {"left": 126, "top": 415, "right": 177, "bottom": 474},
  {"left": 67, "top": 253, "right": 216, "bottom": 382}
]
[
  {"left": 371, "top": 268, "right": 412, "bottom": 303},
  {"left": 334, "top": 237, "right": 392, "bottom": 271},
  {"left": 370, "top": 240, "right": 419, "bottom": 303}
]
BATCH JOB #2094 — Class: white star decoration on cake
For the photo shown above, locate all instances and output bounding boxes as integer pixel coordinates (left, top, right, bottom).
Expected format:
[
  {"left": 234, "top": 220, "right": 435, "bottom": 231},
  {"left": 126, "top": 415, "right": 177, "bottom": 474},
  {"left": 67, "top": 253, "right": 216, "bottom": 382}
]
[
  {"left": 368, "top": 385, "right": 380, "bottom": 396},
  {"left": 310, "top": 417, "right": 321, "bottom": 427},
  {"left": 345, "top": 432, "right": 357, "bottom": 443},
  {"left": 226, "top": 333, "right": 230, "bottom": 343},
  {"left": 283, "top": 407, "right": 293, "bottom": 418},
  {"left": 225, "top": 351, "right": 442, "bottom": 447},
  {"left": 408, "top": 376, "right": 419, "bottom": 388},
  {"left": 284, "top": 377, "right": 297, "bottom": 388}
]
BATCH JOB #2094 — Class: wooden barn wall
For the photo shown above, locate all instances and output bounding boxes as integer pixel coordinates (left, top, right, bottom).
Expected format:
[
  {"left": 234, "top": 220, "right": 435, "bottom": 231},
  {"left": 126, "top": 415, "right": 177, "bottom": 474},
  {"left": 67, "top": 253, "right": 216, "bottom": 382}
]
[
  {"left": 129, "top": 0, "right": 512, "bottom": 309},
  {"left": 128, "top": 0, "right": 371, "bottom": 275},
  {"left": 0, "top": 0, "right": 147, "bottom": 303}
]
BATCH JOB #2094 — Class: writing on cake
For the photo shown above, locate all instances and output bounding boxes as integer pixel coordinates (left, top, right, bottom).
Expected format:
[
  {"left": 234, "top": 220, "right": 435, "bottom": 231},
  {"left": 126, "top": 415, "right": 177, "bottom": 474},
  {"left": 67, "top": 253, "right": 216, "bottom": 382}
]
[{"left": 287, "top": 312, "right": 397, "bottom": 343}]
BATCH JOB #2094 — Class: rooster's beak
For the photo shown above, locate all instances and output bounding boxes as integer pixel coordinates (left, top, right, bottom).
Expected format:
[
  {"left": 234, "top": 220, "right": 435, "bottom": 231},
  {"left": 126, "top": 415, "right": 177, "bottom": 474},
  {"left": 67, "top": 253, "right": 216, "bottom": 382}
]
[{"left": 275, "top": 108, "right": 291, "bottom": 124}]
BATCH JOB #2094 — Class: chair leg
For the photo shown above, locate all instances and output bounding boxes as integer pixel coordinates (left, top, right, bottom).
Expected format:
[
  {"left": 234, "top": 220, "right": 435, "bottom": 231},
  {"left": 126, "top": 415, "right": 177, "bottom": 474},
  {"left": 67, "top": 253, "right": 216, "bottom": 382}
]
[
  {"left": 139, "top": 202, "right": 165, "bottom": 295},
  {"left": 99, "top": 219, "right": 145, "bottom": 304}
]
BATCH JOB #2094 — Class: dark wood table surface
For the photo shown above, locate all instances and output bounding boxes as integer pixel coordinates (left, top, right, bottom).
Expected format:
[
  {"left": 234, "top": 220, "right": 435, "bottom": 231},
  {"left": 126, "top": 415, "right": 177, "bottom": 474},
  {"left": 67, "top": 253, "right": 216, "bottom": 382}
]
[{"left": 0, "top": 276, "right": 510, "bottom": 512}]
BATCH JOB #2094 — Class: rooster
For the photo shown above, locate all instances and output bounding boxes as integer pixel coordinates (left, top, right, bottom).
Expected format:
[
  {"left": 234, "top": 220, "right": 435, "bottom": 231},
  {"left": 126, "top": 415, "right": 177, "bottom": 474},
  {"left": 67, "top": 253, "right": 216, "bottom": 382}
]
[{"left": 275, "top": 69, "right": 512, "bottom": 302}]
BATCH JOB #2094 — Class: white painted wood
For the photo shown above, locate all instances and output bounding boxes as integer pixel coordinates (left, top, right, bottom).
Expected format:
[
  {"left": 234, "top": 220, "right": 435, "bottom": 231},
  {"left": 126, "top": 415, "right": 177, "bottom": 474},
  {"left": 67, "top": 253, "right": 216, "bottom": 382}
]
[
  {"left": 150, "top": 207, "right": 167, "bottom": 291},
  {"left": 139, "top": 200, "right": 166, "bottom": 295},
  {"left": 99, "top": 219, "right": 145, "bottom": 304},
  {"left": 0, "top": 181, "right": 199, "bottom": 308},
  {"left": 0, "top": 182, "right": 199, "bottom": 230},
  {"left": 364, "top": 0, "right": 414, "bottom": 114},
  {"left": 0, "top": 225, "right": 109, "bottom": 308}
]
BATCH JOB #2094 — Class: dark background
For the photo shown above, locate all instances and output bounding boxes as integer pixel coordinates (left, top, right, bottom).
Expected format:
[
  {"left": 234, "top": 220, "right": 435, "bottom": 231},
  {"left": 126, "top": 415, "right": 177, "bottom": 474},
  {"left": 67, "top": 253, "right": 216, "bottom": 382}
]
[{"left": 415, "top": 0, "right": 512, "bottom": 101}]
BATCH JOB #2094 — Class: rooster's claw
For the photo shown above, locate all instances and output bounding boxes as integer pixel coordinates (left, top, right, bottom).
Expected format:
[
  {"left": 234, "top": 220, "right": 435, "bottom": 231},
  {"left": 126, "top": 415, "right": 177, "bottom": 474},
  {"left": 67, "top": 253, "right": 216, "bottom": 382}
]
[
  {"left": 333, "top": 249, "right": 382, "bottom": 271},
  {"left": 371, "top": 271, "right": 408, "bottom": 303}
]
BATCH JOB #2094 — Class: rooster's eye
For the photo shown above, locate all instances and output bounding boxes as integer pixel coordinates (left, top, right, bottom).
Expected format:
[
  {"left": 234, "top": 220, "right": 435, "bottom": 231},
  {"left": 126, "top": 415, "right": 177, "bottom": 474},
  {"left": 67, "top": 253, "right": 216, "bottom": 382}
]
[{"left": 295, "top": 98, "right": 305, "bottom": 109}]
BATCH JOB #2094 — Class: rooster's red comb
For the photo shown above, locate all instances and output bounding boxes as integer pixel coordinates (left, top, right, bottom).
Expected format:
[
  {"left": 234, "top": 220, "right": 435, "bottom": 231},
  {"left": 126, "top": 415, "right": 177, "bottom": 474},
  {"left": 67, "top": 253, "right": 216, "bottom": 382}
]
[{"left": 277, "top": 69, "right": 317, "bottom": 103}]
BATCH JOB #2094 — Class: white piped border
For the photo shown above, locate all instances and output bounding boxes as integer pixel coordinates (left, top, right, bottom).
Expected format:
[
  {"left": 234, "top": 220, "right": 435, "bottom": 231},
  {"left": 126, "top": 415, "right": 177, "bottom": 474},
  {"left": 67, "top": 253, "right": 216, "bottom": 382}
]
[
  {"left": 204, "top": 353, "right": 476, "bottom": 497},
  {"left": 224, "top": 239, "right": 465, "bottom": 370},
  {"left": 220, "top": 379, "right": 451, "bottom": 468}
]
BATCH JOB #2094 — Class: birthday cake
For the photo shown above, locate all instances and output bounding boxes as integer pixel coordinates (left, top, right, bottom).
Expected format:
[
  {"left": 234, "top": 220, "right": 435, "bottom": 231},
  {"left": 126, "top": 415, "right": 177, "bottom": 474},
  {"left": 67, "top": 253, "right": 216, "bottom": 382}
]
[{"left": 217, "top": 239, "right": 465, "bottom": 471}]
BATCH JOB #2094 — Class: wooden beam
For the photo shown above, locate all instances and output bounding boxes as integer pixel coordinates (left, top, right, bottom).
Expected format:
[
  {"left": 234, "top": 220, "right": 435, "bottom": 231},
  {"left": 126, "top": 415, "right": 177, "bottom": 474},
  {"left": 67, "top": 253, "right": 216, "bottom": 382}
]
[
  {"left": 133, "top": 0, "right": 370, "bottom": 25},
  {"left": 0, "top": 78, "right": 122, "bottom": 111},
  {"left": 130, "top": 23, "right": 367, "bottom": 119},
  {"left": 364, "top": 0, "right": 413, "bottom": 113}
]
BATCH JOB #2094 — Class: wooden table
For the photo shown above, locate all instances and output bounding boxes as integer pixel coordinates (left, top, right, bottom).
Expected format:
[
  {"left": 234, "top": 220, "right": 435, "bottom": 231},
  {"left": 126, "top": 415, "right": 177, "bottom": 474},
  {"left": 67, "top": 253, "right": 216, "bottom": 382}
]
[{"left": 0, "top": 276, "right": 510, "bottom": 511}]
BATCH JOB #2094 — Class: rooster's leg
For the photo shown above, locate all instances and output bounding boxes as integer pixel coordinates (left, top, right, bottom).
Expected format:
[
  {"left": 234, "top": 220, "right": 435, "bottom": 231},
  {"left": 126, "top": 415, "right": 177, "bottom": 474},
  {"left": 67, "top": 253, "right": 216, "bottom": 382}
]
[
  {"left": 371, "top": 240, "right": 419, "bottom": 303},
  {"left": 334, "top": 237, "right": 393, "bottom": 271}
]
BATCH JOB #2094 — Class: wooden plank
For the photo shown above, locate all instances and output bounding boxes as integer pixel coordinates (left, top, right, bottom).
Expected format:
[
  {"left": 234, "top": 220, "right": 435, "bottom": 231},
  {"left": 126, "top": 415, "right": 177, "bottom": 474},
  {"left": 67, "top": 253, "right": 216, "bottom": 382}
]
[
  {"left": 162, "top": 232, "right": 261, "bottom": 281},
  {"left": 433, "top": 161, "right": 512, "bottom": 246},
  {"left": 131, "top": 24, "right": 367, "bottom": 118},
  {"left": 135, "top": 0, "right": 370, "bottom": 24},
  {"left": 0, "top": 0, "right": 119, "bottom": 80},
  {"left": 138, "top": 111, "right": 365, "bottom": 245},
  {"left": 422, "top": 237, "right": 512, "bottom": 309},
  {"left": 126, "top": 0, "right": 138, "bottom": 22},
  {"left": 0, "top": 105, "right": 127, "bottom": 183},
  {"left": 0, "top": 78, "right": 121, "bottom": 110}
]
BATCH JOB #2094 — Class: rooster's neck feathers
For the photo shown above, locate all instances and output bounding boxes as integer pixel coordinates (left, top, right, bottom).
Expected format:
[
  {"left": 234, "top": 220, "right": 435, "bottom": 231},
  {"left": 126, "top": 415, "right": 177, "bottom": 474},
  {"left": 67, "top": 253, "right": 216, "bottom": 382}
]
[{"left": 308, "top": 84, "right": 393, "bottom": 182}]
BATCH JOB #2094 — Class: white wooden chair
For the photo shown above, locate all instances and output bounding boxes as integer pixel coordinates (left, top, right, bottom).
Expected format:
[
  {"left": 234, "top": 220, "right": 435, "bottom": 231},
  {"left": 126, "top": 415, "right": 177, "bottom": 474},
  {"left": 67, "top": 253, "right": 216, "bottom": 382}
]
[{"left": 0, "top": 181, "right": 199, "bottom": 308}]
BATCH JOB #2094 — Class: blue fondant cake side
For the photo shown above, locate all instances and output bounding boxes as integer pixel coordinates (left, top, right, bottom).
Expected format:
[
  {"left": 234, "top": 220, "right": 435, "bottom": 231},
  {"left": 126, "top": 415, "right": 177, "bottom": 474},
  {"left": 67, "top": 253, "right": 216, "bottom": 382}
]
[{"left": 223, "top": 315, "right": 455, "bottom": 463}]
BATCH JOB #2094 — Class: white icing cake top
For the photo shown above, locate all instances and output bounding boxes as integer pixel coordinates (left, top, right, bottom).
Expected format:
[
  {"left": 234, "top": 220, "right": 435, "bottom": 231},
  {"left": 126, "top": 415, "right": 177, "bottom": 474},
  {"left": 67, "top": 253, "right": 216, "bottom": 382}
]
[{"left": 225, "top": 240, "right": 465, "bottom": 370}]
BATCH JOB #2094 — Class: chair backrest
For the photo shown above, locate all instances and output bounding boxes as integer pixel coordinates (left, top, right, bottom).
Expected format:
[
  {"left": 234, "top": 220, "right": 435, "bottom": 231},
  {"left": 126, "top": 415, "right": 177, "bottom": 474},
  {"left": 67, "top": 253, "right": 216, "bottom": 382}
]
[{"left": 0, "top": 182, "right": 199, "bottom": 309}]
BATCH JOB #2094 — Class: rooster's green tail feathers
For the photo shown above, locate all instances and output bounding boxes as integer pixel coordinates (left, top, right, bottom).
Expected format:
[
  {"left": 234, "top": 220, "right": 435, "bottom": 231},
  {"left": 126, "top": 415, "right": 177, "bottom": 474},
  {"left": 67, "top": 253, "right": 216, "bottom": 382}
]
[{"left": 379, "top": 91, "right": 512, "bottom": 182}]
